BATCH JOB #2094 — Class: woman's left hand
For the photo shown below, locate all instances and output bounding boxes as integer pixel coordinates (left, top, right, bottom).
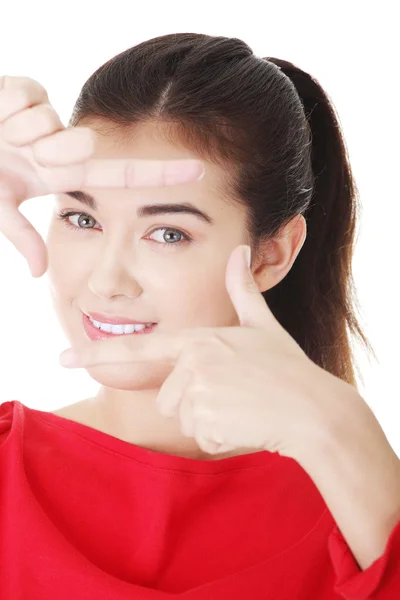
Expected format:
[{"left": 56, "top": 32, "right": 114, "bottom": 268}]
[{"left": 59, "top": 245, "right": 356, "bottom": 458}]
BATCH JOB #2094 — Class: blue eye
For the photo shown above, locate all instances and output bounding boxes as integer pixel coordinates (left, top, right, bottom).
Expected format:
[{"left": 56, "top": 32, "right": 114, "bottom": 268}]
[{"left": 56, "top": 211, "right": 192, "bottom": 248}]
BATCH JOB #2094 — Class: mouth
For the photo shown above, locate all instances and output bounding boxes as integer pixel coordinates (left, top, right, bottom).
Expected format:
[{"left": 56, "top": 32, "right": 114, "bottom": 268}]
[{"left": 82, "top": 313, "right": 157, "bottom": 341}]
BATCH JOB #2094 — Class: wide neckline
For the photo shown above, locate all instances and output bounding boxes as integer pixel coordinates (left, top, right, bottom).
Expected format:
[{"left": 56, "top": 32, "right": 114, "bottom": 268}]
[{"left": 19, "top": 401, "right": 281, "bottom": 475}]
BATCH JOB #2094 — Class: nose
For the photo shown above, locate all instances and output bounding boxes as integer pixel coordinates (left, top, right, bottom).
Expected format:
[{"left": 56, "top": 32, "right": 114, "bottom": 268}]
[{"left": 87, "top": 250, "right": 143, "bottom": 300}]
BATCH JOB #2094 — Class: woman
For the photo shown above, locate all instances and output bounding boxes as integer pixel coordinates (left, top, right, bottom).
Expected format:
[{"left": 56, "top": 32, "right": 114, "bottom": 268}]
[{"left": 0, "top": 33, "right": 399, "bottom": 599}]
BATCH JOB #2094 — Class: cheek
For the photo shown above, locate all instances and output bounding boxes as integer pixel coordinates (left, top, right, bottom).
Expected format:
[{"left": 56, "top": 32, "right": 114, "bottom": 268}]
[
  {"left": 46, "top": 242, "right": 89, "bottom": 338},
  {"left": 47, "top": 250, "right": 85, "bottom": 298},
  {"left": 46, "top": 259, "right": 87, "bottom": 346},
  {"left": 162, "top": 268, "right": 237, "bottom": 327},
  {"left": 47, "top": 227, "right": 90, "bottom": 296}
]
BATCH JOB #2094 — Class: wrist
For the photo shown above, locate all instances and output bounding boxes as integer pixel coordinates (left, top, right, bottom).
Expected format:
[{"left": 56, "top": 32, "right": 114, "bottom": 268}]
[
  {"left": 293, "top": 383, "right": 400, "bottom": 570},
  {"left": 291, "top": 365, "right": 365, "bottom": 469}
]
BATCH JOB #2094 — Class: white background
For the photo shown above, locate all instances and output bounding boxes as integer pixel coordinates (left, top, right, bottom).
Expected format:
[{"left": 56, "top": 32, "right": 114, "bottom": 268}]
[{"left": 0, "top": 1, "right": 398, "bottom": 455}]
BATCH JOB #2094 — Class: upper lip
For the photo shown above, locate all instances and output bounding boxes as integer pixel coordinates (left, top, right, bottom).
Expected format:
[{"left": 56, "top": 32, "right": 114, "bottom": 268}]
[{"left": 84, "top": 311, "right": 156, "bottom": 325}]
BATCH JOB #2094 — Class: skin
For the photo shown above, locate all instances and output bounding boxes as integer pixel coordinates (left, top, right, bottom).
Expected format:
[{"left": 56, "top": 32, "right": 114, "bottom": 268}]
[{"left": 46, "top": 119, "right": 307, "bottom": 461}]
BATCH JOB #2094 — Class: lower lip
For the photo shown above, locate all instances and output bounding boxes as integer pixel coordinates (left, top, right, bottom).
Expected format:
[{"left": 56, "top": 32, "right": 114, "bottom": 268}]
[{"left": 82, "top": 313, "right": 157, "bottom": 341}]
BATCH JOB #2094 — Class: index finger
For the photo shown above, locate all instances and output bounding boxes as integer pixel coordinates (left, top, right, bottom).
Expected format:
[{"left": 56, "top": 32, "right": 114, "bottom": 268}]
[
  {"left": 41, "top": 157, "right": 205, "bottom": 194},
  {"left": 59, "top": 327, "right": 202, "bottom": 368}
]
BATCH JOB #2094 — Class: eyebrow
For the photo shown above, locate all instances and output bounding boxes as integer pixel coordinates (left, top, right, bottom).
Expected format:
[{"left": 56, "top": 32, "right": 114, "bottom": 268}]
[{"left": 63, "top": 191, "right": 214, "bottom": 225}]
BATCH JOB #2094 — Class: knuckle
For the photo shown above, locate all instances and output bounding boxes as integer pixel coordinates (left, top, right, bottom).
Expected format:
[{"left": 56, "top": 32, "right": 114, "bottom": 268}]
[
  {"left": 186, "top": 339, "right": 208, "bottom": 360},
  {"left": 184, "top": 330, "right": 223, "bottom": 362},
  {"left": 244, "top": 277, "right": 258, "bottom": 294},
  {"left": 12, "top": 78, "right": 49, "bottom": 109},
  {"left": 3, "top": 103, "right": 61, "bottom": 144},
  {"left": 180, "top": 350, "right": 200, "bottom": 371},
  {"left": 14, "top": 86, "right": 32, "bottom": 109},
  {"left": 33, "top": 103, "right": 62, "bottom": 131},
  {"left": 19, "top": 76, "right": 43, "bottom": 90},
  {"left": 23, "top": 77, "right": 49, "bottom": 101},
  {"left": 124, "top": 161, "right": 136, "bottom": 186},
  {"left": 0, "top": 75, "right": 39, "bottom": 92},
  {"left": 191, "top": 328, "right": 218, "bottom": 347}
]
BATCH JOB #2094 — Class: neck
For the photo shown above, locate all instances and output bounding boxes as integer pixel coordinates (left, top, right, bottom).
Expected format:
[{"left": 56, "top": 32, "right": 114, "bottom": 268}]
[{"left": 86, "top": 387, "right": 246, "bottom": 460}]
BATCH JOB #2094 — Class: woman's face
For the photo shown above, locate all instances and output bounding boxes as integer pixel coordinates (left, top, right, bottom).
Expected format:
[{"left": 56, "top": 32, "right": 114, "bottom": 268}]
[{"left": 46, "top": 120, "right": 252, "bottom": 390}]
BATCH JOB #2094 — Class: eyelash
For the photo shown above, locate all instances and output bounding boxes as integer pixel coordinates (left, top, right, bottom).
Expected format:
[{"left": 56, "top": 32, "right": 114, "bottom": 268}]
[{"left": 56, "top": 211, "right": 192, "bottom": 249}]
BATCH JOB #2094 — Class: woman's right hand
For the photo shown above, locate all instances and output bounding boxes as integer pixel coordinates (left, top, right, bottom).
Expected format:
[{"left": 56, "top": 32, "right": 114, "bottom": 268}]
[{"left": 0, "top": 75, "right": 204, "bottom": 278}]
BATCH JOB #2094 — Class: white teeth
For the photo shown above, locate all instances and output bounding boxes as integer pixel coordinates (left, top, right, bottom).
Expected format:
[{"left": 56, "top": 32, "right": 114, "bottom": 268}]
[{"left": 88, "top": 316, "right": 152, "bottom": 334}]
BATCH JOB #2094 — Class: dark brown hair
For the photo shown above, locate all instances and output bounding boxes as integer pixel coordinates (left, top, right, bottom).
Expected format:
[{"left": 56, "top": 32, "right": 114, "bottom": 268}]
[{"left": 68, "top": 32, "right": 377, "bottom": 391}]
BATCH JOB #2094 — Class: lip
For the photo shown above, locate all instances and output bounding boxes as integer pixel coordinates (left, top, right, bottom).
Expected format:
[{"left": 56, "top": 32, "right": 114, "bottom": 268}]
[
  {"left": 82, "top": 313, "right": 157, "bottom": 341},
  {"left": 85, "top": 311, "right": 156, "bottom": 325}
]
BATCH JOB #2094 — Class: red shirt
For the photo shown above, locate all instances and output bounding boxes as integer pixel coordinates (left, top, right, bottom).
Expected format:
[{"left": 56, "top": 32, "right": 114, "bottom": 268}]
[{"left": 0, "top": 399, "right": 399, "bottom": 599}]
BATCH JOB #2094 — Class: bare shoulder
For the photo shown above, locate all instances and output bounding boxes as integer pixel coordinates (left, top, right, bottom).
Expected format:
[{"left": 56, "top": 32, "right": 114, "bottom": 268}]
[{"left": 51, "top": 398, "right": 94, "bottom": 423}]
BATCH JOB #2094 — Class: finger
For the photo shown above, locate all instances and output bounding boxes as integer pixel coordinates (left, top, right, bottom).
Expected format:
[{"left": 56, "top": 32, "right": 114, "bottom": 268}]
[
  {"left": 59, "top": 328, "right": 200, "bottom": 368},
  {"left": 214, "top": 443, "right": 237, "bottom": 454},
  {"left": 0, "top": 76, "right": 49, "bottom": 121},
  {"left": 178, "top": 394, "right": 195, "bottom": 436},
  {"left": 225, "top": 245, "right": 278, "bottom": 329},
  {"left": 3, "top": 103, "right": 64, "bottom": 147},
  {"left": 156, "top": 367, "right": 192, "bottom": 419},
  {"left": 194, "top": 431, "right": 222, "bottom": 455},
  {"left": 38, "top": 152, "right": 205, "bottom": 193},
  {"left": 0, "top": 195, "right": 48, "bottom": 276},
  {"left": 193, "top": 415, "right": 236, "bottom": 453}
]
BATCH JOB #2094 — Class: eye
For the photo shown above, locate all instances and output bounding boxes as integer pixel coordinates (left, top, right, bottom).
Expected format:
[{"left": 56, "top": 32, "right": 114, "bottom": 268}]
[
  {"left": 56, "top": 211, "right": 98, "bottom": 230},
  {"left": 146, "top": 227, "right": 191, "bottom": 246},
  {"left": 56, "top": 211, "right": 192, "bottom": 249}
]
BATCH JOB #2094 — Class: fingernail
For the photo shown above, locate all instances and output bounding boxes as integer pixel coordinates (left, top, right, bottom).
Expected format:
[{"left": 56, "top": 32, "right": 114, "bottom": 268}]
[
  {"left": 165, "top": 161, "right": 204, "bottom": 185},
  {"left": 59, "top": 350, "right": 80, "bottom": 368},
  {"left": 196, "top": 167, "right": 206, "bottom": 181}
]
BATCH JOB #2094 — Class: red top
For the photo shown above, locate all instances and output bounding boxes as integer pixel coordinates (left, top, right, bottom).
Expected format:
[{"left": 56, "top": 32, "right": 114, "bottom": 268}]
[{"left": 1, "top": 399, "right": 399, "bottom": 599}]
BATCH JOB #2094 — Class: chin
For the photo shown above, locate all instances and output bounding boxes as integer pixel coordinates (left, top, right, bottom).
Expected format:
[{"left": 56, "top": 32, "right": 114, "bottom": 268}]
[{"left": 85, "top": 361, "right": 172, "bottom": 391}]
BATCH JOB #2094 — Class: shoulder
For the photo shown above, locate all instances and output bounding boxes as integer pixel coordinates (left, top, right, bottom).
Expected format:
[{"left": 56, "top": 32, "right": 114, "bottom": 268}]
[
  {"left": 0, "top": 400, "right": 18, "bottom": 426},
  {"left": 50, "top": 398, "right": 96, "bottom": 428},
  {"left": 0, "top": 401, "right": 16, "bottom": 442}
]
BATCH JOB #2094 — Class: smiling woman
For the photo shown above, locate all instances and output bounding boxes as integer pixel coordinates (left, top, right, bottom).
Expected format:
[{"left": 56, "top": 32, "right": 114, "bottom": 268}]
[
  {"left": 1, "top": 31, "right": 399, "bottom": 600},
  {"left": 46, "top": 116, "right": 257, "bottom": 399}
]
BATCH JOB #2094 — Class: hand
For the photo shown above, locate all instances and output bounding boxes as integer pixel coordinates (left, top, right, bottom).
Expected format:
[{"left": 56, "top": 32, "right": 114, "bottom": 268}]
[
  {"left": 0, "top": 75, "right": 204, "bottom": 278},
  {"left": 59, "top": 245, "right": 341, "bottom": 458}
]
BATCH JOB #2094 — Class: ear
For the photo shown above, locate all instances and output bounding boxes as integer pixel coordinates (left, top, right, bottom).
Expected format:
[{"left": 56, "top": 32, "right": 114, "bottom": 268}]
[
  {"left": 251, "top": 215, "right": 308, "bottom": 293},
  {"left": 225, "top": 245, "right": 279, "bottom": 328}
]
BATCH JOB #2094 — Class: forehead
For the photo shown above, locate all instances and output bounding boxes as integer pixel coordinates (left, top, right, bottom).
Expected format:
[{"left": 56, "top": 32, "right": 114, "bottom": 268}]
[
  {"left": 79, "top": 119, "right": 196, "bottom": 161},
  {"left": 70, "top": 118, "right": 233, "bottom": 204}
]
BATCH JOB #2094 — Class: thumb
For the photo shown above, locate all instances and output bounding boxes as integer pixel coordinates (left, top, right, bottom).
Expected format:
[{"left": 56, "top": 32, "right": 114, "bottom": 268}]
[{"left": 225, "top": 245, "right": 275, "bottom": 328}]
